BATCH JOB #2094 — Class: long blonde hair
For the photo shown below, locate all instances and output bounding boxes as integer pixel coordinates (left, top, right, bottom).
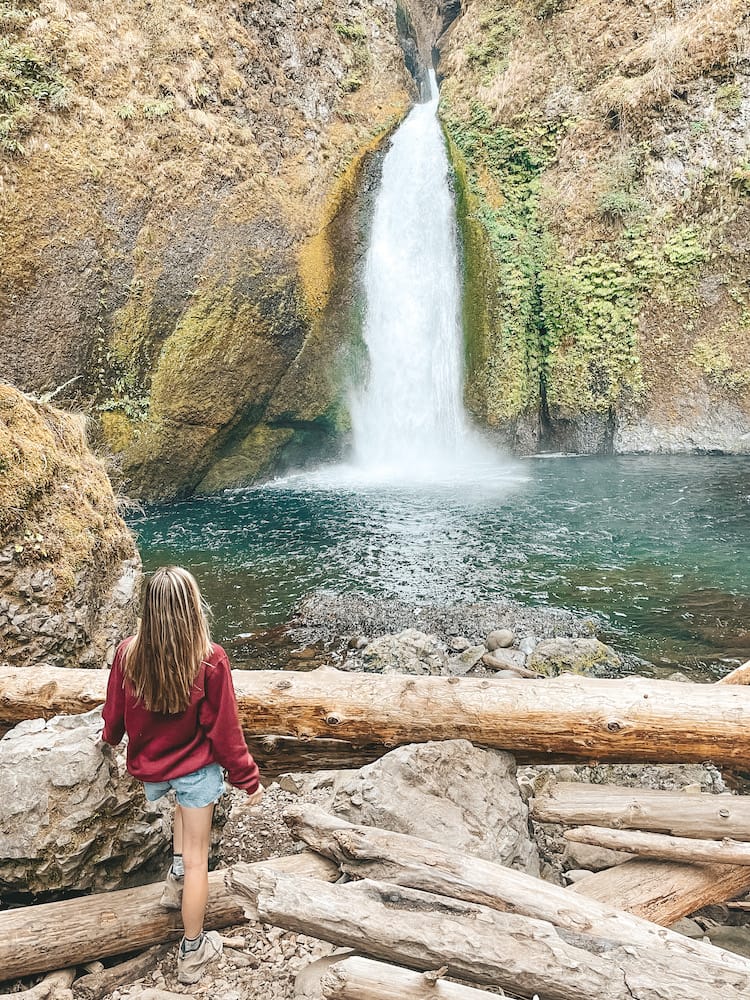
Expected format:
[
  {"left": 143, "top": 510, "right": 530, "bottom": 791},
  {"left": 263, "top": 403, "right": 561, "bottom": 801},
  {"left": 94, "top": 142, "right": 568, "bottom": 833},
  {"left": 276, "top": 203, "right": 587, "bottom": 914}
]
[{"left": 124, "top": 566, "right": 212, "bottom": 714}]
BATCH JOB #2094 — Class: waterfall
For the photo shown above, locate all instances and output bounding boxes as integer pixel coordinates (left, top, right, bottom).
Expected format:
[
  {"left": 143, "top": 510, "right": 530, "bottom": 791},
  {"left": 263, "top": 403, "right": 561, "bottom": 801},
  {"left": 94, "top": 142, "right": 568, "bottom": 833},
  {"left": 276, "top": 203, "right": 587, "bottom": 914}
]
[{"left": 349, "top": 70, "right": 493, "bottom": 482}]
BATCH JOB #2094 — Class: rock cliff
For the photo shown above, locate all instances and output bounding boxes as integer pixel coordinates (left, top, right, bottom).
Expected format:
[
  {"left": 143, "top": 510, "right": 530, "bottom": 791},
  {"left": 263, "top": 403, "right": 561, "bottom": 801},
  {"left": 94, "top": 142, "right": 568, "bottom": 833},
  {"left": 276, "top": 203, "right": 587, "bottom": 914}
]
[
  {"left": 0, "top": 0, "right": 414, "bottom": 499},
  {"left": 0, "top": 384, "right": 139, "bottom": 667},
  {"left": 438, "top": 0, "right": 750, "bottom": 453}
]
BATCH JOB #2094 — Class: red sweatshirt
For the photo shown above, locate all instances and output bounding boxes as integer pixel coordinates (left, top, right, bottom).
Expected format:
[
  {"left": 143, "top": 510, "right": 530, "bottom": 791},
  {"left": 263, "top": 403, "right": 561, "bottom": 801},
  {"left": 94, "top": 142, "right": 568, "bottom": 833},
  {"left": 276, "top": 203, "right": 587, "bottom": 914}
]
[{"left": 102, "top": 637, "right": 260, "bottom": 794}]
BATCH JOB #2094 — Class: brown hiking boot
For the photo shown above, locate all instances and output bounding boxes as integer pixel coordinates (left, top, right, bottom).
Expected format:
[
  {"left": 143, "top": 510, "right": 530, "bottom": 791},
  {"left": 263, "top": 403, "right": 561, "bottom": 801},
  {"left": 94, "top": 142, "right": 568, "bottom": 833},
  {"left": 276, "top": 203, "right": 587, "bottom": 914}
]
[
  {"left": 158, "top": 869, "right": 183, "bottom": 910},
  {"left": 177, "top": 931, "right": 223, "bottom": 984}
]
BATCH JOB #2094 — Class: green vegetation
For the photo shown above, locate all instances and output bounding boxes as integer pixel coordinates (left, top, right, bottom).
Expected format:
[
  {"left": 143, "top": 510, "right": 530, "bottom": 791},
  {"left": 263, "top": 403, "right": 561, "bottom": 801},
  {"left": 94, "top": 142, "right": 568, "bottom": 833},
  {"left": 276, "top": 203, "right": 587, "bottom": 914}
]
[
  {"left": 596, "top": 189, "right": 643, "bottom": 223},
  {"left": 442, "top": 95, "right": 710, "bottom": 422},
  {"left": 465, "top": 7, "right": 520, "bottom": 77},
  {"left": 0, "top": 35, "right": 70, "bottom": 155},
  {"left": 335, "top": 19, "right": 369, "bottom": 93},
  {"left": 690, "top": 337, "right": 749, "bottom": 392},
  {"left": 142, "top": 97, "right": 175, "bottom": 120},
  {"left": 715, "top": 83, "right": 743, "bottom": 114},
  {"left": 334, "top": 22, "right": 366, "bottom": 41}
]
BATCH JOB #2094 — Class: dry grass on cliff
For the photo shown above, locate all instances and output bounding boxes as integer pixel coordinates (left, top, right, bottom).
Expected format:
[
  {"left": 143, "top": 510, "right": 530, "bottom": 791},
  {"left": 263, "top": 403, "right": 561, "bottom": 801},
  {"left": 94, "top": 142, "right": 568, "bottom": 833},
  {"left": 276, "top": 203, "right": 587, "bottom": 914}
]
[{"left": 0, "top": 384, "right": 135, "bottom": 596}]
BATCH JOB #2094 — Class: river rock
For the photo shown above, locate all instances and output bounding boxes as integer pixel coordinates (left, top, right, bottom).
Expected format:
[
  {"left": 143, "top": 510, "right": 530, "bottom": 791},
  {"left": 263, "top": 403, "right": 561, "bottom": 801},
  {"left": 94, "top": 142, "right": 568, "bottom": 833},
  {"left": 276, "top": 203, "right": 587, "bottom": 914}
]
[
  {"left": 448, "top": 643, "right": 485, "bottom": 675},
  {"left": 481, "top": 648, "right": 528, "bottom": 671},
  {"left": 448, "top": 636, "right": 472, "bottom": 652},
  {"left": 704, "top": 925, "right": 750, "bottom": 959},
  {"left": 331, "top": 740, "right": 540, "bottom": 874},
  {"left": 529, "top": 637, "right": 622, "bottom": 676},
  {"left": 486, "top": 628, "right": 515, "bottom": 650},
  {"left": 563, "top": 840, "right": 632, "bottom": 871},
  {"left": 0, "top": 712, "right": 174, "bottom": 896},
  {"left": 359, "top": 629, "right": 448, "bottom": 675}
]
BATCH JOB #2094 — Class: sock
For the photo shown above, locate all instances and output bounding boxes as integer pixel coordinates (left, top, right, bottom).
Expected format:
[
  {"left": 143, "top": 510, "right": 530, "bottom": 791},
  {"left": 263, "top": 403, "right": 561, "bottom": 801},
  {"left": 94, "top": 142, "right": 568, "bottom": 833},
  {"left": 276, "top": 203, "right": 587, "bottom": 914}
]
[
  {"left": 181, "top": 932, "right": 204, "bottom": 954},
  {"left": 171, "top": 853, "right": 184, "bottom": 878}
]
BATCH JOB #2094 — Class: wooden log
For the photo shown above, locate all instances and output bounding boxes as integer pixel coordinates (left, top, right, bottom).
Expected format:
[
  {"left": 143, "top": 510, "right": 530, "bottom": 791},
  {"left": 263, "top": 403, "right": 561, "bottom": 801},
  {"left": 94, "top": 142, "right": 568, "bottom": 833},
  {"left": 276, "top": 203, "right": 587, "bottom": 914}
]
[
  {"left": 72, "top": 946, "right": 169, "bottom": 1000},
  {"left": 4, "top": 663, "right": 750, "bottom": 768},
  {"left": 571, "top": 857, "right": 750, "bottom": 923},
  {"left": 320, "top": 956, "right": 500, "bottom": 1000},
  {"left": 9, "top": 969, "right": 76, "bottom": 1000},
  {"left": 531, "top": 781, "right": 750, "bottom": 838},
  {"left": 283, "top": 804, "right": 750, "bottom": 974},
  {"left": 566, "top": 825, "right": 750, "bottom": 865},
  {"left": 0, "top": 852, "right": 337, "bottom": 984},
  {"left": 231, "top": 868, "right": 750, "bottom": 1000}
]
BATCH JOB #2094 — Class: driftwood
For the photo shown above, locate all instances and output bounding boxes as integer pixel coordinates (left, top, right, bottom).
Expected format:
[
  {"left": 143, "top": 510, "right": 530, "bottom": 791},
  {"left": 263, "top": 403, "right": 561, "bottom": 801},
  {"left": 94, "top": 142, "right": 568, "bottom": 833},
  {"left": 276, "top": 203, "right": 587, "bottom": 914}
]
[
  {"left": 570, "top": 857, "right": 750, "bottom": 922},
  {"left": 231, "top": 867, "right": 750, "bottom": 1000},
  {"left": 9, "top": 969, "right": 76, "bottom": 1000},
  {"left": 4, "top": 664, "right": 750, "bottom": 769},
  {"left": 0, "top": 852, "right": 337, "bottom": 983},
  {"left": 531, "top": 781, "right": 750, "bottom": 838},
  {"left": 566, "top": 825, "right": 750, "bottom": 865},
  {"left": 321, "top": 956, "right": 500, "bottom": 999},
  {"left": 72, "top": 946, "right": 169, "bottom": 1000},
  {"left": 282, "top": 804, "right": 750, "bottom": 970}
]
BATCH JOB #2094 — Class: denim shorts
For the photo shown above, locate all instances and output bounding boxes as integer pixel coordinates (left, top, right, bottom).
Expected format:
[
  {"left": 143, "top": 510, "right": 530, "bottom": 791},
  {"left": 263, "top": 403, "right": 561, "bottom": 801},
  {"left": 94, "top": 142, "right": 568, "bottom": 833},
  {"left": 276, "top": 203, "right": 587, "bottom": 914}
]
[{"left": 143, "top": 763, "right": 224, "bottom": 809}]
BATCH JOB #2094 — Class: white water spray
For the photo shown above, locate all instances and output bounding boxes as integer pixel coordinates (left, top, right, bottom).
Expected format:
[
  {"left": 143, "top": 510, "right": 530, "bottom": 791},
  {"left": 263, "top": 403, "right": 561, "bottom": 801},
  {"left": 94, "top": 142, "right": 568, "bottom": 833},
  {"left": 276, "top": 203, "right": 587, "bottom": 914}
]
[{"left": 349, "top": 71, "right": 494, "bottom": 482}]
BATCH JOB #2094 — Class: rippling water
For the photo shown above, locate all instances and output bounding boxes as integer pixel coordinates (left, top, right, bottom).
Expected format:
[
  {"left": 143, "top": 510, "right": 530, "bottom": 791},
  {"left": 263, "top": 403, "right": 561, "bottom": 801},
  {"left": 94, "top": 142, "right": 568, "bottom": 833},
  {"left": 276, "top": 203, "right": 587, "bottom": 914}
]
[{"left": 130, "top": 455, "right": 750, "bottom": 671}]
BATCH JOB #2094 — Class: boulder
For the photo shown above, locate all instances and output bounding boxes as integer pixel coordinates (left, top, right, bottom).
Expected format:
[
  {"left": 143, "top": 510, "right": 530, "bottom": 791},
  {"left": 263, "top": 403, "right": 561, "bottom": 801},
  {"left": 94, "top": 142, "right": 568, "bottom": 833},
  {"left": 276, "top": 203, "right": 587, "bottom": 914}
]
[
  {"left": 447, "top": 644, "right": 485, "bottom": 675},
  {"left": 331, "top": 740, "right": 540, "bottom": 875},
  {"left": 360, "top": 630, "right": 448, "bottom": 675},
  {"left": 0, "top": 712, "right": 174, "bottom": 897},
  {"left": 486, "top": 629, "right": 514, "bottom": 650},
  {"left": 529, "top": 637, "right": 622, "bottom": 676}
]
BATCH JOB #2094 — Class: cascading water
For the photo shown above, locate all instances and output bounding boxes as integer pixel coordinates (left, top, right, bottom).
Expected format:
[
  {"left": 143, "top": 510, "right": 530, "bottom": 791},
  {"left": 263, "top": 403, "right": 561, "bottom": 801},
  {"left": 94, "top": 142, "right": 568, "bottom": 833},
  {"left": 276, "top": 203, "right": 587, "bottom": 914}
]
[{"left": 348, "top": 70, "right": 496, "bottom": 483}]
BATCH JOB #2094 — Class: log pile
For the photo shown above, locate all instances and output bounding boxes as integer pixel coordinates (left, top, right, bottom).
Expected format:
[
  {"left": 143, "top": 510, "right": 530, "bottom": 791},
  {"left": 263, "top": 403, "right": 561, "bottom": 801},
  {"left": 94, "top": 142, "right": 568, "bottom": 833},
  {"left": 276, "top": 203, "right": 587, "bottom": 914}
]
[{"left": 226, "top": 804, "right": 750, "bottom": 1000}]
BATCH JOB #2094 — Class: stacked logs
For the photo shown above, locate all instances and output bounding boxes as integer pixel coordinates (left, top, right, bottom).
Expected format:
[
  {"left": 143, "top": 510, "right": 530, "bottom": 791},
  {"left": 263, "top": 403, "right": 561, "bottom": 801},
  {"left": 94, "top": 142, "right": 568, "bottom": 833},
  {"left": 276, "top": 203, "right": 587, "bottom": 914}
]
[{"left": 227, "top": 804, "right": 750, "bottom": 1000}]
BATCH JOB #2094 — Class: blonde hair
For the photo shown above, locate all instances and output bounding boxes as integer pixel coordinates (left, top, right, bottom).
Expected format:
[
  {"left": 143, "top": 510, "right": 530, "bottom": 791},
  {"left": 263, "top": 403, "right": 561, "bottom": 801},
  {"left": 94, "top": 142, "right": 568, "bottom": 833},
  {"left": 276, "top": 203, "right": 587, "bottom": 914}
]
[{"left": 124, "top": 566, "right": 212, "bottom": 714}]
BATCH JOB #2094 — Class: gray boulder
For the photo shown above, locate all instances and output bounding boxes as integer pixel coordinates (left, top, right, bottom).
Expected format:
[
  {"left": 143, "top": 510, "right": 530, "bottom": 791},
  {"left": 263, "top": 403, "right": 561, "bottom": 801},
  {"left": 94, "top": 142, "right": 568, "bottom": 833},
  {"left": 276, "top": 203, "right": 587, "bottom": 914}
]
[
  {"left": 360, "top": 629, "right": 448, "bottom": 675},
  {"left": 529, "top": 637, "right": 622, "bottom": 676},
  {"left": 331, "top": 740, "right": 539, "bottom": 874},
  {"left": 0, "top": 712, "right": 173, "bottom": 896}
]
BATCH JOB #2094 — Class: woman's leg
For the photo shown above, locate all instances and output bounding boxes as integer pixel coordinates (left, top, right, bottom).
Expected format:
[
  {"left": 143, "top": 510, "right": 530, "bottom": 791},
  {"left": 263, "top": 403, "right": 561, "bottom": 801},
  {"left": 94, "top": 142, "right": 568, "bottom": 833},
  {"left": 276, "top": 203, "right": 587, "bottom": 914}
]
[
  {"left": 173, "top": 802, "right": 183, "bottom": 856},
  {"left": 179, "top": 803, "right": 214, "bottom": 939}
]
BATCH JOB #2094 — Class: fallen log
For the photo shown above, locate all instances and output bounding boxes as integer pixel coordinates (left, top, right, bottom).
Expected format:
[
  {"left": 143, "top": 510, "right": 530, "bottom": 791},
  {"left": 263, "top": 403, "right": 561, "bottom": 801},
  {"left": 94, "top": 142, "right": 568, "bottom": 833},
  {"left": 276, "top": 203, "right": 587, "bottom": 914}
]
[
  {"left": 4, "top": 664, "right": 750, "bottom": 768},
  {"left": 72, "top": 945, "right": 169, "bottom": 1000},
  {"left": 531, "top": 781, "right": 750, "bottom": 838},
  {"left": 568, "top": 663, "right": 750, "bottom": 917},
  {"left": 0, "top": 852, "right": 337, "bottom": 984},
  {"left": 231, "top": 868, "right": 750, "bottom": 1000},
  {"left": 321, "top": 956, "right": 500, "bottom": 999},
  {"left": 283, "top": 804, "right": 750, "bottom": 974},
  {"left": 570, "top": 857, "right": 750, "bottom": 923},
  {"left": 10, "top": 969, "right": 76, "bottom": 1000},
  {"left": 566, "top": 825, "right": 750, "bottom": 865}
]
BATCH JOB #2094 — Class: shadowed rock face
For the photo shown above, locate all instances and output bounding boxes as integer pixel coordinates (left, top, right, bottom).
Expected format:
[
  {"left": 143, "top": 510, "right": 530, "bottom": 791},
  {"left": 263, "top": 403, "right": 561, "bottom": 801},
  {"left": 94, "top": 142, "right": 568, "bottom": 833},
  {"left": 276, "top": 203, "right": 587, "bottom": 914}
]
[
  {"left": 0, "top": 0, "right": 415, "bottom": 499},
  {"left": 0, "top": 384, "right": 140, "bottom": 668}
]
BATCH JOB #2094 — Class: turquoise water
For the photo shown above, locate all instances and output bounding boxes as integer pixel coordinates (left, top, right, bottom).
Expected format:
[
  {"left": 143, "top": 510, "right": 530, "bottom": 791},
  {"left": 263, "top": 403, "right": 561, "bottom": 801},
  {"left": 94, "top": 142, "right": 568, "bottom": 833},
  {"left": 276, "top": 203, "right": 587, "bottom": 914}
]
[{"left": 130, "top": 455, "right": 750, "bottom": 670}]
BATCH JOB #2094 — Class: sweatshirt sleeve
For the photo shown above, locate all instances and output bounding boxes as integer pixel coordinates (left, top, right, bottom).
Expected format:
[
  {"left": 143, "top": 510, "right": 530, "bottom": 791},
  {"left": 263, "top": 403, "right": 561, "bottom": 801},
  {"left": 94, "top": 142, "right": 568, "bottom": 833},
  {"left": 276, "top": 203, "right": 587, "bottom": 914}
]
[
  {"left": 102, "top": 645, "right": 127, "bottom": 746},
  {"left": 200, "top": 649, "right": 260, "bottom": 794}
]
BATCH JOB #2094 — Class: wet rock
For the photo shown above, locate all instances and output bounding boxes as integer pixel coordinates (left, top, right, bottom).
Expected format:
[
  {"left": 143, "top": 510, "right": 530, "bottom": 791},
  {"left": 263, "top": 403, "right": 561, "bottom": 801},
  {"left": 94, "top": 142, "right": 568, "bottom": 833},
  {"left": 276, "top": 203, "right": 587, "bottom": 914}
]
[
  {"left": 360, "top": 629, "right": 448, "bottom": 675},
  {"left": 529, "top": 637, "right": 622, "bottom": 676},
  {"left": 486, "top": 628, "right": 514, "bottom": 650},
  {"left": 0, "top": 713, "right": 174, "bottom": 896},
  {"left": 331, "top": 740, "right": 540, "bottom": 874}
]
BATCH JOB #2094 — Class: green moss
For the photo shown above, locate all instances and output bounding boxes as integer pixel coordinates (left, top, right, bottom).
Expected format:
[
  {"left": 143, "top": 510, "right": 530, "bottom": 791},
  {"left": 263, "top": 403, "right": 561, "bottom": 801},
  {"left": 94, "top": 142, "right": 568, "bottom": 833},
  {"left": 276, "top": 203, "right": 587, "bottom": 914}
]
[
  {"left": 465, "top": 7, "right": 521, "bottom": 79},
  {"left": 715, "top": 83, "right": 743, "bottom": 114},
  {"left": 690, "top": 337, "right": 750, "bottom": 392}
]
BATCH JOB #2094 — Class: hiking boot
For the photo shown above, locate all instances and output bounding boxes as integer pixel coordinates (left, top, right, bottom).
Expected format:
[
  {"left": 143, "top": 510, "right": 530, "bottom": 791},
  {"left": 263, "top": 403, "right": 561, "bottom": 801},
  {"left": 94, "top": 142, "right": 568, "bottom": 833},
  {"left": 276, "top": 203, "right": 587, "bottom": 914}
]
[
  {"left": 159, "top": 869, "right": 183, "bottom": 910},
  {"left": 177, "top": 931, "right": 223, "bottom": 984}
]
